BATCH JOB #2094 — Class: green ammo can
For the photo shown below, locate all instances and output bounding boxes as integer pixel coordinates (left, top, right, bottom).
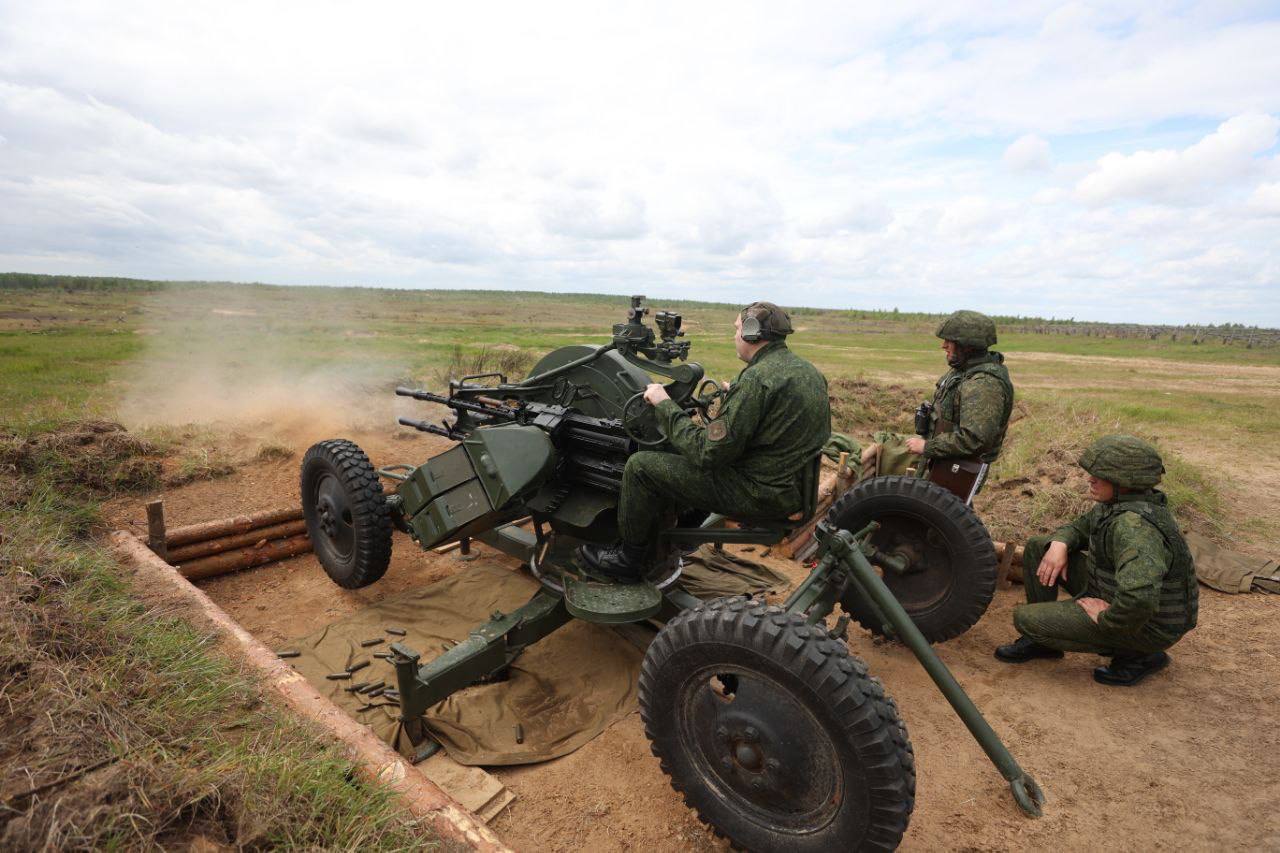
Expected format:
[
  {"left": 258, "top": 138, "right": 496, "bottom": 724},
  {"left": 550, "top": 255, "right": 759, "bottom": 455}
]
[{"left": 397, "top": 425, "right": 557, "bottom": 548}]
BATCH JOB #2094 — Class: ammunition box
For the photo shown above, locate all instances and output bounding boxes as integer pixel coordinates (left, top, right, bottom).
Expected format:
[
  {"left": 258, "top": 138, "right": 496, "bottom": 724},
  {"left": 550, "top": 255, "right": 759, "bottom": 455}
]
[{"left": 397, "top": 425, "right": 556, "bottom": 548}]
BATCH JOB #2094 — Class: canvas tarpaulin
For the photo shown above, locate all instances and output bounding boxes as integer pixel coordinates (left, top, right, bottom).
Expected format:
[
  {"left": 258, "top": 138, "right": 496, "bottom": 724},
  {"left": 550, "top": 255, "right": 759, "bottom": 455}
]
[
  {"left": 1186, "top": 531, "right": 1280, "bottom": 594},
  {"left": 869, "top": 431, "right": 922, "bottom": 478},
  {"left": 287, "top": 550, "right": 793, "bottom": 766},
  {"left": 289, "top": 561, "right": 640, "bottom": 766},
  {"left": 679, "top": 544, "right": 791, "bottom": 598}
]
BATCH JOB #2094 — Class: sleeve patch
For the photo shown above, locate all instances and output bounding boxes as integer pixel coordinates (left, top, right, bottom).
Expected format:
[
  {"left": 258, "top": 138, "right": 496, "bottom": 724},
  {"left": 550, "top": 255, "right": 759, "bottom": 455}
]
[{"left": 707, "top": 419, "right": 729, "bottom": 441}]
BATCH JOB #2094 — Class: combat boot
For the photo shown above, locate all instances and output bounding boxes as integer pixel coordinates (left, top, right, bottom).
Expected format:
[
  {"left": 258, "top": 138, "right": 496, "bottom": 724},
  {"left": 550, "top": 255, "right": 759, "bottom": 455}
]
[
  {"left": 1093, "top": 651, "right": 1169, "bottom": 686},
  {"left": 994, "top": 635, "right": 1065, "bottom": 663},
  {"left": 577, "top": 541, "right": 650, "bottom": 583}
]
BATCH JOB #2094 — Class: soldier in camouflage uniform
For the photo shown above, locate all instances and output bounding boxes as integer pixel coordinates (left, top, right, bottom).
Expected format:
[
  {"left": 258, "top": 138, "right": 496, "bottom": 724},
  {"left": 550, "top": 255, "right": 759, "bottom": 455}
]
[
  {"left": 995, "top": 435, "right": 1199, "bottom": 686},
  {"left": 579, "top": 302, "right": 831, "bottom": 581},
  {"left": 861, "top": 310, "right": 1014, "bottom": 484}
]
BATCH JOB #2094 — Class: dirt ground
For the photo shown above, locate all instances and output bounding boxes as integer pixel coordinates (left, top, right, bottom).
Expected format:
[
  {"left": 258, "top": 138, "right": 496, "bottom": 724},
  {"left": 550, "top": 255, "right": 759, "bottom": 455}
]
[{"left": 107, "top": 427, "right": 1280, "bottom": 852}]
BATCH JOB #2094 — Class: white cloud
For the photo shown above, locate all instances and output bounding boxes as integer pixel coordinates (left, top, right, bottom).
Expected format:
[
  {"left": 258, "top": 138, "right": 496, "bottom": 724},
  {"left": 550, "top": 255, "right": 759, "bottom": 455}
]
[
  {"left": 1075, "top": 113, "right": 1280, "bottom": 206},
  {"left": 798, "top": 200, "right": 893, "bottom": 238},
  {"left": 541, "top": 191, "right": 648, "bottom": 240},
  {"left": 0, "top": 2, "right": 1278, "bottom": 323},
  {"left": 1004, "top": 134, "right": 1052, "bottom": 172},
  {"left": 1248, "top": 181, "right": 1280, "bottom": 216}
]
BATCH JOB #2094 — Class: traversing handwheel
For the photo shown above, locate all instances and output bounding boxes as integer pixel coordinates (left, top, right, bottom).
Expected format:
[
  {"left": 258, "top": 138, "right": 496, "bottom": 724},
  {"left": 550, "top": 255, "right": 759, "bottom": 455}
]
[{"left": 621, "top": 392, "right": 666, "bottom": 447}]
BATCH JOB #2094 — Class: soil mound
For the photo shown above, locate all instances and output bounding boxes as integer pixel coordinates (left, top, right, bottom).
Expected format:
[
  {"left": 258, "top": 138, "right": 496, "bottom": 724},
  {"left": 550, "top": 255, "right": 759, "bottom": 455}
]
[
  {"left": 0, "top": 422, "right": 162, "bottom": 506},
  {"left": 828, "top": 376, "right": 923, "bottom": 434}
]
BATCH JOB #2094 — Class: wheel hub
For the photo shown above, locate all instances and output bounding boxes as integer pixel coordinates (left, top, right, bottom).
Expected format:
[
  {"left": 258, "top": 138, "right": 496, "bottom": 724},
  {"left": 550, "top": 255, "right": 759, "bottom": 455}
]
[
  {"left": 733, "top": 739, "right": 763, "bottom": 772},
  {"left": 310, "top": 473, "right": 356, "bottom": 559},
  {"left": 682, "top": 669, "right": 841, "bottom": 826},
  {"left": 318, "top": 496, "right": 338, "bottom": 538},
  {"left": 872, "top": 516, "right": 954, "bottom": 610}
]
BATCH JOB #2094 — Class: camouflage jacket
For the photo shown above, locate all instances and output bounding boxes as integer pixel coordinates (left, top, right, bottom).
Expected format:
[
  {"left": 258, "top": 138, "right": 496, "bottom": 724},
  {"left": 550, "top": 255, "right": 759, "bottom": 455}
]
[
  {"left": 653, "top": 341, "right": 831, "bottom": 491},
  {"left": 1050, "top": 491, "right": 1198, "bottom": 646},
  {"left": 923, "top": 351, "right": 1013, "bottom": 463}
]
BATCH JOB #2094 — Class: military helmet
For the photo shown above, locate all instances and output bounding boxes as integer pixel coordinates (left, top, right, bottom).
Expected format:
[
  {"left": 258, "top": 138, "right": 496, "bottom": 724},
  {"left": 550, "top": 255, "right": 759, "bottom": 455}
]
[
  {"left": 740, "top": 301, "right": 794, "bottom": 342},
  {"left": 1078, "top": 434, "right": 1165, "bottom": 489},
  {"left": 936, "top": 310, "right": 997, "bottom": 348}
]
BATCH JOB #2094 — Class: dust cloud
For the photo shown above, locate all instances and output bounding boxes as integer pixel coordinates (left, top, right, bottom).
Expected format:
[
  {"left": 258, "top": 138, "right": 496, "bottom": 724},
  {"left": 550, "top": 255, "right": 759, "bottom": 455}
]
[{"left": 116, "top": 286, "right": 420, "bottom": 450}]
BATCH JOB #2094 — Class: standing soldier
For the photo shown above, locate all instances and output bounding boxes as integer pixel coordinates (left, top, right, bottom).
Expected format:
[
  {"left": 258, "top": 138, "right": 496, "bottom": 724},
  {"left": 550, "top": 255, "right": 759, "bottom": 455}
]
[
  {"left": 579, "top": 302, "right": 831, "bottom": 581},
  {"left": 995, "top": 435, "right": 1199, "bottom": 686},
  {"left": 861, "top": 310, "right": 1013, "bottom": 498}
]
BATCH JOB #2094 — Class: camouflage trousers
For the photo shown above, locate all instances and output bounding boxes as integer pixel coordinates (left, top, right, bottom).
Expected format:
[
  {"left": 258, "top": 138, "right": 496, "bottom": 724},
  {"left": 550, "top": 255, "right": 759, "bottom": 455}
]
[
  {"left": 617, "top": 451, "right": 798, "bottom": 546},
  {"left": 1012, "top": 535, "right": 1172, "bottom": 656}
]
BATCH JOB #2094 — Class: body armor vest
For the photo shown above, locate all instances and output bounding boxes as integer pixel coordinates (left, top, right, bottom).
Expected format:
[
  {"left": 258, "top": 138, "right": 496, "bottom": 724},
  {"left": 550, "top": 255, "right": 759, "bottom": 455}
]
[
  {"left": 1087, "top": 494, "right": 1198, "bottom": 637},
  {"left": 931, "top": 351, "right": 1014, "bottom": 463}
]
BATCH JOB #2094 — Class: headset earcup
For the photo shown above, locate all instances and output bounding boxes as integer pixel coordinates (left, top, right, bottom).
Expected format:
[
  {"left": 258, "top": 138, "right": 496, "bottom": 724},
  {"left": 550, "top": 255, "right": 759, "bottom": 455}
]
[{"left": 742, "top": 316, "right": 762, "bottom": 342}]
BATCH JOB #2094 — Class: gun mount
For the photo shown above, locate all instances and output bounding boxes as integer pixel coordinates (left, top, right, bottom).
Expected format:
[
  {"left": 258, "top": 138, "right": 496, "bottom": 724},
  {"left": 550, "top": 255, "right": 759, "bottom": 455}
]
[{"left": 299, "top": 296, "right": 1042, "bottom": 850}]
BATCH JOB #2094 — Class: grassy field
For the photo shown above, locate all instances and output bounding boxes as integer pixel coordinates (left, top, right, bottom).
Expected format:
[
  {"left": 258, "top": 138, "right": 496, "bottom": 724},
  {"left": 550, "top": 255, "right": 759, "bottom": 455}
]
[{"left": 2, "top": 276, "right": 1278, "bottom": 848}]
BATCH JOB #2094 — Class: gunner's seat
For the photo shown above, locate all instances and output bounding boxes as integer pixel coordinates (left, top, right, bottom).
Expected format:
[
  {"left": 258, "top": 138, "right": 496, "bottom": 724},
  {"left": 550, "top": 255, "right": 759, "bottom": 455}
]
[{"left": 662, "top": 451, "right": 825, "bottom": 548}]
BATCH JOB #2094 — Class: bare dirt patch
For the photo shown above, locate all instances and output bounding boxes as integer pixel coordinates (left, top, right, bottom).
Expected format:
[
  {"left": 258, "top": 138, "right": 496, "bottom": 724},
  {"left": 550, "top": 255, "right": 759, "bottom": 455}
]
[{"left": 106, "top": 427, "right": 1280, "bottom": 852}]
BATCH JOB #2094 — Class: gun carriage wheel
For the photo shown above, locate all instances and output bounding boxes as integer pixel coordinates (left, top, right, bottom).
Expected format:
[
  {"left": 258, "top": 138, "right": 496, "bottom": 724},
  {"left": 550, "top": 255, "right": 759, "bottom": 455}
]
[
  {"left": 300, "top": 439, "right": 393, "bottom": 589},
  {"left": 829, "top": 475, "right": 996, "bottom": 643},
  {"left": 640, "top": 596, "right": 915, "bottom": 853}
]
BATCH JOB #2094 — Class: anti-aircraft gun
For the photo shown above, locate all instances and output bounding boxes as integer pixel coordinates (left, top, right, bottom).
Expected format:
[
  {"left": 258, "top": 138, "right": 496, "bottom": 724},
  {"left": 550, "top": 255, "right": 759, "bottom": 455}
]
[{"left": 300, "top": 296, "right": 1042, "bottom": 851}]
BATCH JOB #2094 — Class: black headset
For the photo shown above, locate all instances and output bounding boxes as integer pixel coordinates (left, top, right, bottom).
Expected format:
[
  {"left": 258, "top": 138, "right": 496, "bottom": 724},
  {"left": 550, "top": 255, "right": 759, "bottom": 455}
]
[{"left": 740, "top": 314, "right": 765, "bottom": 343}]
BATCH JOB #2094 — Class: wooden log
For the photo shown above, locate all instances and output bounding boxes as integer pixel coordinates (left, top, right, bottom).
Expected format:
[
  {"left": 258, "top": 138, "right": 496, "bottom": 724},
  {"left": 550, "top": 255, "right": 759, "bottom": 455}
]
[
  {"left": 176, "top": 533, "right": 313, "bottom": 580},
  {"left": 167, "top": 519, "right": 309, "bottom": 563},
  {"left": 994, "top": 541, "right": 1025, "bottom": 584},
  {"left": 108, "top": 532, "right": 510, "bottom": 852},
  {"left": 166, "top": 506, "right": 304, "bottom": 547},
  {"left": 146, "top": 500, "right": 168, "bottom": 560},
  {"left": 995, "top": 539, "right": 1017, "bottom": 589}
]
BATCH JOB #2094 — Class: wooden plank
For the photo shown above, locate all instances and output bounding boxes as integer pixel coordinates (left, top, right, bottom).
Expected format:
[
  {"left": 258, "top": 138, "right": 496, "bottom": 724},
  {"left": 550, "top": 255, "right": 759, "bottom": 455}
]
[{"left": 146, "top": 499, "right": 168, "bottom": 560}]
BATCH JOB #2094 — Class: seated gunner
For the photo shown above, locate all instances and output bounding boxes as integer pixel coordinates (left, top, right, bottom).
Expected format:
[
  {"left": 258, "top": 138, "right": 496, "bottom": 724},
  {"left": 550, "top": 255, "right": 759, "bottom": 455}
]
[{"left": 579, "top": 301, "right": 831, "bottom": 580}]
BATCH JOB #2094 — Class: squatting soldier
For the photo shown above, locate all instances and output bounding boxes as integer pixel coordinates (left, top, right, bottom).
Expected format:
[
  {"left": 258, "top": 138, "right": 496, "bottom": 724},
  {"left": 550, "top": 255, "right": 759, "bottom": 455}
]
[
  {"left": 861, "top": 310, "right": 1014, "bottom": 495},
  {"left": 579, "top": 302, "right": 831, "bottom": 580},
  {"left": 995, "top": 435, "right": 1199, "bottom": 686}
]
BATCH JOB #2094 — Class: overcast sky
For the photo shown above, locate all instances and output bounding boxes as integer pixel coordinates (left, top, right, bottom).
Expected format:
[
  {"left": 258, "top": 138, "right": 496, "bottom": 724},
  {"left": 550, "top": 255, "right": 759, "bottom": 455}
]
[{"left": 2, "top": 2, "right": 1278, "bottom": 324}]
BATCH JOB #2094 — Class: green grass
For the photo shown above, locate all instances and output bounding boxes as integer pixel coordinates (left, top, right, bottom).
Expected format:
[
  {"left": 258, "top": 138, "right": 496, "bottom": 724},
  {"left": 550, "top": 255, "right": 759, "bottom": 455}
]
[
  {"left": 0, "top": 328, "right": 142, "bottom": 433},
  {"left": 0, "top": 499, "right": 432, "bottom": 849}
]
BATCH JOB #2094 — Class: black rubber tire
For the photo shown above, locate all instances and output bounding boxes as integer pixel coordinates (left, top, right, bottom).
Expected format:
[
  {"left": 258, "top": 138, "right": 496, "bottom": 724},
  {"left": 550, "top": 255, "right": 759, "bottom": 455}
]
[
  {"left": 640, "top": 596, "right": 915, "bottom": 853},
  {"left": 300, "top": 439, "right": 392, "bottom": 589},
  {"left": 829, "top": 475, "right": 996, "bottom": 643}
]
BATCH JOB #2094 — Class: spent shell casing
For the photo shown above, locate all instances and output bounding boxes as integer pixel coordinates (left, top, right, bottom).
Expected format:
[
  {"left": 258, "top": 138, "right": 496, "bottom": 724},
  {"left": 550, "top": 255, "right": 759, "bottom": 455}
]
[
  {"left": 356, "top": 681, "right": 384, "bottom": 694},
  {"left": 373, "top": 652, "right": 393, "bottom": 660},
  {"left": 344, "top": 681, "right": 371, "bottom": 693},
  {"left": 385, "top": 627, "right": 407, "bottom": 636},
  {"left": 346, "top": 660, "right": 370, "bottom": 674},
  {"left": 367, "top": 686, "right": 386, "bottom": 698},
  {"left": 276, "top": 650, "right": 301, "bottom": 659},
  {"left": 325, "top": 672, "right": 352, "bottom": 681},
  {"left": 514, "top": 723, "right": 524, "bottom": 744},
  {"left": 360, "top": 637, "right": 384, "bottom": 648}
]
